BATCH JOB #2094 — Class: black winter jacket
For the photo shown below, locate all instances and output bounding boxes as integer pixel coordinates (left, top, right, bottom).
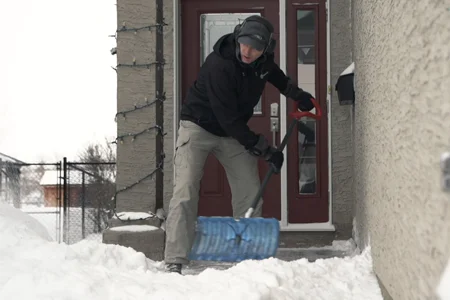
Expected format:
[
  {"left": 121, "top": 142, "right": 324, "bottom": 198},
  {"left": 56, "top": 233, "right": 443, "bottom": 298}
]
[{"left": 180, "top": 33, "right": 291, "bottom": 149}]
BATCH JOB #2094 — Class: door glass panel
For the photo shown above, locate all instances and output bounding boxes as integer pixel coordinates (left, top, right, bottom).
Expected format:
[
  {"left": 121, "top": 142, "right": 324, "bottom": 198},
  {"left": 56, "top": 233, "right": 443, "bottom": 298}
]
[
  {"left": 200, "top": 13, "right": 263, "bottom": 115},
  {"left": 296, "top": 10, "right": 317, "bottom": 194}
]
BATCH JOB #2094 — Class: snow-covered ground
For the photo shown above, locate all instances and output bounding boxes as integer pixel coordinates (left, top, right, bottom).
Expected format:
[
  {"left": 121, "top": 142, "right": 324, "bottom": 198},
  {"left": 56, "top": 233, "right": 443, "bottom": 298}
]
[{"left": 0, "top": 202, "right": 388, "bottom": 300}]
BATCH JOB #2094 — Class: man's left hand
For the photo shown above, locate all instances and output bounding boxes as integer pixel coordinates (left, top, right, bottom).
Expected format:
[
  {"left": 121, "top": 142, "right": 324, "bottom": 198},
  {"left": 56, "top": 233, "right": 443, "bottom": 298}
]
[
  {"left": 283, "top": 83, "right": 315, "bottom": 111},
  {"left": 292, "top": 89, "right": 314, "bottom": 111}
]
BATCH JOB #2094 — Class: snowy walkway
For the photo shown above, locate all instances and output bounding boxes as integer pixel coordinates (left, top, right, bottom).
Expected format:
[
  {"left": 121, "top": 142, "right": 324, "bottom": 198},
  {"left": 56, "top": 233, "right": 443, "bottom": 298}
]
[
  {"left": 184, "top": 246, "right": 353, "bottom": 275},
  {"left": 0, "top": 203, "right": 384, "bottom": 300}
]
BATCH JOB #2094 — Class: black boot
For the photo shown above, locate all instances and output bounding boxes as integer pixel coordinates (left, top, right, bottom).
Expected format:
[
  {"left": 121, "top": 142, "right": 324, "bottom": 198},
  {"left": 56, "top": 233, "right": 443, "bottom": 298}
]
[{"left": 166, "top": 263, "right": 182, "bottom": 274}]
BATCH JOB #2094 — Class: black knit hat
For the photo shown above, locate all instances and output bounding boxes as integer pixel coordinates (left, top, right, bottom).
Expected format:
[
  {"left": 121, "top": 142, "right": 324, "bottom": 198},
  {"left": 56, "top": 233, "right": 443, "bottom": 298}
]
[{"left": 235, "top": 16, "right": 274, "bottom": 52}]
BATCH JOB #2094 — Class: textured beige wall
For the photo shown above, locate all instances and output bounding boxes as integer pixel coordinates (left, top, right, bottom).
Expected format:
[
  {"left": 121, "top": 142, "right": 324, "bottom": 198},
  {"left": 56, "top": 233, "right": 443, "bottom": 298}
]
[
  {"left": 352, "top": 1, "right": 450, "bottom": 299},
  {"left": 115, "top": 0, "right": 174, "bottom": 214},
  {"left": 330, "top": 0, "right": 354, "bottom": 237}
]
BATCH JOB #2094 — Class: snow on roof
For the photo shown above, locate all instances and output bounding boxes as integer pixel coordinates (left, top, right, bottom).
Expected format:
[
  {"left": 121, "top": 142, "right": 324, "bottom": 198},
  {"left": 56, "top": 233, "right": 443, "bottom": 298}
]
[
  {"left": 40, "top": 170, "right": 82, "bottom": 186},
  {"left": 0, "top": 152, "right": 24, "bottom": 164}
]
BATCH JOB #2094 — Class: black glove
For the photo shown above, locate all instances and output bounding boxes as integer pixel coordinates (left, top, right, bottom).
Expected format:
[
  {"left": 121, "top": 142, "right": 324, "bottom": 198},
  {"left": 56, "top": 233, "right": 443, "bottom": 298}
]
[
  {"left": 266, "top": 148, "right": 284, "bottom": 174},
  {"left": 283, "top": 83, "right": 314, "bottom": 111},
  {"left": 247, "top": 135, "right": 271, "bottom": 158},
  {"left": 294, "top": 90, "right": 314, "bottom": 111},
  {"left": 247, "top": 135, "right": 284, "bottom": 173}
]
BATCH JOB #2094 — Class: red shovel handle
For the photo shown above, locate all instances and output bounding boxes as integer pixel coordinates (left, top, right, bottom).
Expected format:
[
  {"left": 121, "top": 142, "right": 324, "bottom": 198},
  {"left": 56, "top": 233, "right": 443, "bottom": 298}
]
[{"left": 289, "top": 98, "right": 322, "bottom": 120}]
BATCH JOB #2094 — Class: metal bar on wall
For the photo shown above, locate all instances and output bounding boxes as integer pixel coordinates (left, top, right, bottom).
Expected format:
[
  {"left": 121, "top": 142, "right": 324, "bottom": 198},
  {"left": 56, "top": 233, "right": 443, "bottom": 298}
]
[{"left": 155, "top": 0, "right": 164, "bottom": 211}]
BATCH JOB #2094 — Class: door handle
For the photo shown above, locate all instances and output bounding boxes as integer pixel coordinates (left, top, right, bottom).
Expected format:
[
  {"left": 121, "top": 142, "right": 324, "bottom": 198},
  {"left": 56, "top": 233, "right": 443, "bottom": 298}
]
[
  {"left": 270, "top": 117, "right": 279, "bottom": 146},
  {"left": 270, "top": 102, "right": 279, "bottom": 147}
]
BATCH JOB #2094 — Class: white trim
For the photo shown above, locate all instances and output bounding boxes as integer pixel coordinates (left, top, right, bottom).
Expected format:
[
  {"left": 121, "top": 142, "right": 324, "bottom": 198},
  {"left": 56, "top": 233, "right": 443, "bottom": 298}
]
[
  {"left": 279, "top": 0, "right": 288, "bottom": 228},
  {"left": 173, "top": 0, "right": 180, "bottom": 184},
  {"left": 280, "top": 222, "right": 336, "bottom": 231}
]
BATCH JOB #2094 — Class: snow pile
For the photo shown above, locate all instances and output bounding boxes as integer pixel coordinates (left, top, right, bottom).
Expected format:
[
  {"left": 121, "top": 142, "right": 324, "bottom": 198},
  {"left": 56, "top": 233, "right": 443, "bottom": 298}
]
[
  {"left": 0, "top": 203, "right": 383, "bottom": 300},
  {"left": 304, "top": 238, "right": 359, "bottom": 254},
  {"left": 0, "top": 203, "right": 52, "bottom": 245}
]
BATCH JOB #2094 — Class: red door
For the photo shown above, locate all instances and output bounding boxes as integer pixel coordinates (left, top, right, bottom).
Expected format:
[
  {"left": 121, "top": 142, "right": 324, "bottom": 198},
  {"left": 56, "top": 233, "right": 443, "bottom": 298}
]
[
  {"left": 181, "top": 0, "right": 281, "bottom": 219},
  {"left": 286, "top": 0, "right": 329, "bottom": 223}
]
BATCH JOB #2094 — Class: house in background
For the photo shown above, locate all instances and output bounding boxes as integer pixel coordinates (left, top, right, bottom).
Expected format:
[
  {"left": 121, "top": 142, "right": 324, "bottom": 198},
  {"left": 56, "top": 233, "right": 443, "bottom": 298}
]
[
  {"left": 0, "top": 152, "right": 24, "bottom": 164},
  {"left": 40, "top": 170, "right": 83, "bottom": 207},
  {"left": 0, "top": 152, "right": 25, "bottom": 208},
  {"left": 103, "top": 1, "right": 450, "bottom": 299}
]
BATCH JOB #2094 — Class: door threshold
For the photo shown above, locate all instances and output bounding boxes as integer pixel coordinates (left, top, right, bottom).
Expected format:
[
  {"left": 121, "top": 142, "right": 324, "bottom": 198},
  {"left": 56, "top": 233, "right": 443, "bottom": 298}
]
[{"left": 280, "top": 222, "right": 336, "bottom": 232}]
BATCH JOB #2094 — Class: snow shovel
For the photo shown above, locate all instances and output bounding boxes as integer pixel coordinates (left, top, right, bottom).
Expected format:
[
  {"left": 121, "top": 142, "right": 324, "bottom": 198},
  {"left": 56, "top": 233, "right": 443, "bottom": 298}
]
[{"left": 189, "top": 98, "right": 323, "bottom": 262}]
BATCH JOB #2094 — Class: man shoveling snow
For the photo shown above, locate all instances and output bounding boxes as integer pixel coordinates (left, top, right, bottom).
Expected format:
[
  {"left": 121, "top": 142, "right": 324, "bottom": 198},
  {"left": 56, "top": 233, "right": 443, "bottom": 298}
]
[
  {"left": 164, "top": 15, "right": 317, "bottom": 273},
  {"left": 0, "top": 203, "right": 383, "bottom": 300}
]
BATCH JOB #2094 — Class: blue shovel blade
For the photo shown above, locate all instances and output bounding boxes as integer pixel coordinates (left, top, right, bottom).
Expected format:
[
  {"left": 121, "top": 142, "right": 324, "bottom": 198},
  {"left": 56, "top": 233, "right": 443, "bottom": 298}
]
[{"left": 189, "top": 216, "right": 280, "bottom": 262}]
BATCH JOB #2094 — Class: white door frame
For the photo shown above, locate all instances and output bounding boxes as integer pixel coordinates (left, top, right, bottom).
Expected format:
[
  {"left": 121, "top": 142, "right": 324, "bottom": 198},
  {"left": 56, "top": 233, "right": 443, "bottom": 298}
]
[{"left": 172, "top": 0, "right": 334, "bottom": 231}]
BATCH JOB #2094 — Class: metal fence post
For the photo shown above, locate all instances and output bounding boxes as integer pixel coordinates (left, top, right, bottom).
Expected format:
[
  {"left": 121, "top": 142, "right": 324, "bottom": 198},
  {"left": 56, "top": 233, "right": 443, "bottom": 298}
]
[
  {"left": 63, "top": 157, "right": 68, "bottom": 243},
  {"left": 81, "top": 171, "right": 85, "bottom": 239},
  {"left": 57, "top": 161, "right": 62, "bottom": 243}
]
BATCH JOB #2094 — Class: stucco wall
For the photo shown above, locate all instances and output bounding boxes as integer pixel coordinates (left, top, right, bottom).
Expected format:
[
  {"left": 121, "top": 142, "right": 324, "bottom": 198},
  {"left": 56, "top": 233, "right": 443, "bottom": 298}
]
[
  {"left": 330, "top": 0, "right": 354, "bottom": 237},
  {"left": 352, "top": 1, "right": 450, "bottom": 299}
]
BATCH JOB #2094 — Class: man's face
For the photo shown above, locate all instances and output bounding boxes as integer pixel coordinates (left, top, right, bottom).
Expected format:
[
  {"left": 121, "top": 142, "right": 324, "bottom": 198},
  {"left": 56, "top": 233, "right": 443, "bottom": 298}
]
[{"left": 239, "top": 43, "right": 264, "bottom": 64}]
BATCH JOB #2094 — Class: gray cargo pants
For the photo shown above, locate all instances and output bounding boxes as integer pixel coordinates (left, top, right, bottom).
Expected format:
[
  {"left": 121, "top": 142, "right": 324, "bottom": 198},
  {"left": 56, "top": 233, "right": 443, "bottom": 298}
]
[{"left": 164, "top": 120, "right": 263, "bottom": 265}]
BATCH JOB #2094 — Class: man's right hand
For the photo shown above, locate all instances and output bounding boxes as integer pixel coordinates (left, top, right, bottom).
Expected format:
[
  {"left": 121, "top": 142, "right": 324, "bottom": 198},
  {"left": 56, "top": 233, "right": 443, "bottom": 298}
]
[
  {"left": 266, "top": 148, "right": 284, "bottom": 173},
  {"left": 247, "top": 135, "right": 271, "bottom": 157},
  {"left": 247, "top": 135, "right": 284, "bottom": 173}
]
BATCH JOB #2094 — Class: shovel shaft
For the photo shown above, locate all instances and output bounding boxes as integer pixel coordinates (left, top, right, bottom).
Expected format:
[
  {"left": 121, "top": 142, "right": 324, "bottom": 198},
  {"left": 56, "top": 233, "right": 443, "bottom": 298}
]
[{"left": 247, "top": 118, "right": 298, "bottom": 214}]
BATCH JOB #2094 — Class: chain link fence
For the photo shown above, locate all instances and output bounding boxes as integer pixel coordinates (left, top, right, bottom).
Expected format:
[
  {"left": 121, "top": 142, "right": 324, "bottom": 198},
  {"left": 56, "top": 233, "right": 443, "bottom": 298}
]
[
  {"left": 0, "top": 161, "right": 63, "bottom": 241},
  {"left": 0, "top": 159, "right": 116, "bottom": 244},
  {"left": 63, "top": 160, "right": 116, "bottom": 244}
]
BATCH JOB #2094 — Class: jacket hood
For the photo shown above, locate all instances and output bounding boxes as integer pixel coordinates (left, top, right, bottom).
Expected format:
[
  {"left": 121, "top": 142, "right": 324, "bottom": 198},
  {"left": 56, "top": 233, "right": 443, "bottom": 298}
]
[{"left": 213, "top": 33, "right": 236, "bottom": 60}]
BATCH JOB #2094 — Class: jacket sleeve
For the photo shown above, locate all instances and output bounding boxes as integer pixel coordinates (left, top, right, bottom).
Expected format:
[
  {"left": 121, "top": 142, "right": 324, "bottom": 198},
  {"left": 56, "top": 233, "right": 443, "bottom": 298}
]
[
  {"left": 267, "top": 61, "right": 291, "bottom": 95},
  {"left": 205, "top": 60, "right": 259, "bottom": 149}
]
